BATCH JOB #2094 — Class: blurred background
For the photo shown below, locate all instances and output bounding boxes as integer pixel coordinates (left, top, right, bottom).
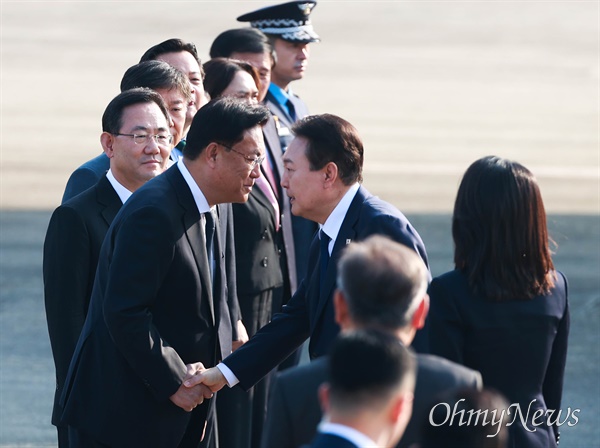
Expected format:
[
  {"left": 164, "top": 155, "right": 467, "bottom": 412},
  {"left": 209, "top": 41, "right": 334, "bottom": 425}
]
[{"left": 1, "top": 1, "right": 598, "bottom": 446}]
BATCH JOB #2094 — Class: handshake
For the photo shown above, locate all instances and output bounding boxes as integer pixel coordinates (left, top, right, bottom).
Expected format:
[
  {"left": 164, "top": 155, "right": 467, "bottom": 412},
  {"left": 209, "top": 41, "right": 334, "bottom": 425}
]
[{"left": 168, "top": 363, "right": 229, "bottom": 412}]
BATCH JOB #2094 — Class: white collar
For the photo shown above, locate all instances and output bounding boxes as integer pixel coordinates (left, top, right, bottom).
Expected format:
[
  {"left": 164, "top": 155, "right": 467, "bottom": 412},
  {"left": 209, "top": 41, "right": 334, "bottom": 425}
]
[
  {"left": 320, "top": 183, "right": 360, "bottom": 254},
  {"left": 106, "top": 169, "right": 132, "bottom": 204},
  {"left": 317, "top": 421, "right": 378, "bottom": 447},
  {"left": 177, "top": 159, "right": 211, "bottom": 214}
]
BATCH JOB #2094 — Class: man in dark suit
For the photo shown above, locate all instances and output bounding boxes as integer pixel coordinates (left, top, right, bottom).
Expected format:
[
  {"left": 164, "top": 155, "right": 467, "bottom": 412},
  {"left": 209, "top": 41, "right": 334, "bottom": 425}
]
[
  {"left": 260, "top": 235, "right": 483, "bottom": 448},
  {"left": 60, "top": 98, "right": 270, "bottom": 448},
  {"left": 43, "top": 88, "right": 172, "bottom": 448},
  {"left": 237, "top": 1, "right": 322, "bottom": 285},
  {"left": 309, "top": 329, "right": 416, "bottom": 448},
  {"left": 184, "top": 114, "right": 430, "bottom": 401},
  {"left": 62, "top": 39, "right": 203, "bottom": 202}
]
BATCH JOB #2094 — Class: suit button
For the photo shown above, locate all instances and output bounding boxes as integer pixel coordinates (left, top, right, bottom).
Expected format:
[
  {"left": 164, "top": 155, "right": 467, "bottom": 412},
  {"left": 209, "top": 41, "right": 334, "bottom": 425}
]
[
  {"left": 261, "top": 257, "right": 268, "bottom": 267},
  {"left": 278, "top": 249, "right": 282, "bottom": 255},
  {"left": 262, "top": 229, "right": 268, "bottom": 239}
]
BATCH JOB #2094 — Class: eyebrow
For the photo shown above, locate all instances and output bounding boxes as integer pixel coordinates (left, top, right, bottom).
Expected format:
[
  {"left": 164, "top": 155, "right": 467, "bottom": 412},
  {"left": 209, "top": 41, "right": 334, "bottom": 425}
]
[
  {"left": 130, "top": 125, "right": 169, "bottom": 133},
  {"left": 282, "top": 157, "right": 293, "bottom": 165}
]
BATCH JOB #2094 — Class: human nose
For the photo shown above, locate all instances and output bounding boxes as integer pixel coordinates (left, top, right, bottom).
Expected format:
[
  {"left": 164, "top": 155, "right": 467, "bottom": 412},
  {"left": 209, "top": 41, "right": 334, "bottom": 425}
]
[
  {"left": 250, "top": 162, "right": 261, "bottom": 178},
  {"left": 145, "top": 136, "right": 160, "bottom": 153},
  {"left": 280, "top": 171, "right": 289, "bottom": 189}
]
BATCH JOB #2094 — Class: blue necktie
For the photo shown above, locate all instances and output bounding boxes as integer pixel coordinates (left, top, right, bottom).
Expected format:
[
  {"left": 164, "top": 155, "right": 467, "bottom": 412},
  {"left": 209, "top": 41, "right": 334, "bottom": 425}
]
[
  {"left": 285, "top": 99, "right": 297, "bottom": 122},
  {"left": 205, "top": 210, "right": 216, "bottom": 279},
  {"left": 320, "top": 230, "right": 331, "bottom": 288}
]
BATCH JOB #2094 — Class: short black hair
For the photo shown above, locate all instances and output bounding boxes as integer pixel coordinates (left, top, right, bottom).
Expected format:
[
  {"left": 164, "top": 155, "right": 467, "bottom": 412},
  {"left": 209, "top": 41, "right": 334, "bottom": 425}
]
[
  {"left": 140, "top": 38, "right": 204, "bottom": 78},
  {"left": 209, "top": 28, "right": 275, "bottom": 65},
  {"left": 292, "top": 114, "right": 364, "bottom": 185},
  {"left": 328, "top": 329, "right": 416, "bottom": 412},
  {"left": 120, "top": 60, "right": 191, "bottom": 101},
  {"left": 184, "top": 97, "right": 270, "bottom": 160},
  {"left": 102, "top": 87, "right": 169, "bottom": 134}
]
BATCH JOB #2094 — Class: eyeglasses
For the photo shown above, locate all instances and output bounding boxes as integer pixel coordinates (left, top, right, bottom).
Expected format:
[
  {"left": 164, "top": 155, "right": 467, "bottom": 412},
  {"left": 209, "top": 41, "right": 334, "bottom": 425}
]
[
  {"left": 219, "top": 143, "right": 265, "bottom": 170},
  {"left": 114, "top": 133, "right": 173, "bottom": 146}
]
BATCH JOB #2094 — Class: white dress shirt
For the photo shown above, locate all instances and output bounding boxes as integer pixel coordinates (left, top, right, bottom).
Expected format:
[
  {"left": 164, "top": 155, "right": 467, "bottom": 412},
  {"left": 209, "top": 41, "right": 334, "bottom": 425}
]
[{"left": 106, "top": 169, "right": 132, "bottom": 204}]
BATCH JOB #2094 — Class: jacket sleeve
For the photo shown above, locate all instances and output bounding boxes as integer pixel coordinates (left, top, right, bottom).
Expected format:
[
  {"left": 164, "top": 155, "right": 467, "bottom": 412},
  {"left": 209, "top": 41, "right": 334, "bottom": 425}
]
[
  {"left": 61, "top": 168, "right": 102, "bottom": 204},
  {"left": 43, "top": 205, "right": 92, "bottom": 388},
  {"left": 102, "top": 205, "right": 187, "bottom": 401},
  {"left": 542, "top": 272, "right": 570, "bottom": 442}
]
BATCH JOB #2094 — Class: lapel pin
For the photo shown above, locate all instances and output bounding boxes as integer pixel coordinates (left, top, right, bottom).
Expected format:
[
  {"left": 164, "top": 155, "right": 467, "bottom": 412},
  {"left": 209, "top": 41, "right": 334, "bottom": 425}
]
[{"left": 346, "top": 239, "right": 351, "bottom": 245}]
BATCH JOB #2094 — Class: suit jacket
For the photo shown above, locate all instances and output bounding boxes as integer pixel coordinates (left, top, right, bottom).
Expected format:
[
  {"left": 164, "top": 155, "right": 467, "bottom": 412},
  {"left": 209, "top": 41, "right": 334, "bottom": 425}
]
[
  {"left": 307, "top": 432, "right": 359, "bottom": 448},
  {"left": 262, "top": 115, "right": 297, "bottom": 295},
  {"left": 43, "top": 174, "right": 122, "bottom": 425},
  {"left": 60, "top": 165, "right": 237, "bottom": 448},
  {"left": 428, "top": 269, "right": 569, "bottom": 448},
  {"left": 261, "top": 352, "right": 482, "bottom": 448},
  {"left": 264, "top": 92, "right": 318, "bottom": 287},
  {"left": 61, "top": 153, "right": 110, "bottom": 204},
  {"left": 223, "top": 186, "right": 430, "bottom": 390}
]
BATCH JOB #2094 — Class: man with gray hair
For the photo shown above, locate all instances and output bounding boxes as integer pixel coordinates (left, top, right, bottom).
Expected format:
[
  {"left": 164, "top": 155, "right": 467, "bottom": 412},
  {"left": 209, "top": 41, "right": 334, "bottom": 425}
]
[{"left": 261, "top": 235, "right": 483, "bottom": 448}]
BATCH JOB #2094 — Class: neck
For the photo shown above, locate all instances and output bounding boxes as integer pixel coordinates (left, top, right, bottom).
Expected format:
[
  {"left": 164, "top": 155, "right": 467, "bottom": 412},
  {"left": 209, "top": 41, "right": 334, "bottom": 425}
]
[
  {"left": 316, "top": 184, "right": 351, "bottom": 225},
  {"left": 183, "top": 158, "right": 215, "bottom": 207},
  {"left": 271, "top": 76, "right": 290, "bottom": 92},
  {"left": 327, "top": 414, "right": 393, "bottom": 447}
]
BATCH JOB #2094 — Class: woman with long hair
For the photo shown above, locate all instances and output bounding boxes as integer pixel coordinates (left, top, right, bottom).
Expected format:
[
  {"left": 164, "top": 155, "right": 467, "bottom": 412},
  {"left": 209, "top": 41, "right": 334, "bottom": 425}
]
[{"left": 428, "top": 155, "right": 569, "bottom": 448}]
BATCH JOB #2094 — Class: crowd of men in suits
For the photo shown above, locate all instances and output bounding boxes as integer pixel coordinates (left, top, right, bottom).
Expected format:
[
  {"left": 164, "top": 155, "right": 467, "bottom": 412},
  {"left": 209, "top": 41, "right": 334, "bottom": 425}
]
[{"left": 43, "top": 1, "right": 507, "bottom": 447}]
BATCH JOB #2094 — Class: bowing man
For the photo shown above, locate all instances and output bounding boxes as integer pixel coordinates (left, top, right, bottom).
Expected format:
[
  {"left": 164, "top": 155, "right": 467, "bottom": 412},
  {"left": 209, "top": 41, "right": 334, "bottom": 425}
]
[{"left": 60, "top": 98, "right": 270, "bottom": 448}]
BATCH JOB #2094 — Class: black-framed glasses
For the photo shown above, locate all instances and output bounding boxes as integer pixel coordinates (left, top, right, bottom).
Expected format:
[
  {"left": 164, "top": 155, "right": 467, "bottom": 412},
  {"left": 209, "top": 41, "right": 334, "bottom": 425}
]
[
  {"left": 219, "top": 143, "right": 265, "bottom": 170},
  {"left": 114, "top": 133, "right": 173, "bottom": 146}
]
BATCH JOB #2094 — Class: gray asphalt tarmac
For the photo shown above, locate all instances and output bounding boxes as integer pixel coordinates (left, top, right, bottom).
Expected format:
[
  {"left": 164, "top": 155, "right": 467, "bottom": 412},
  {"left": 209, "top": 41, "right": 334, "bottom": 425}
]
[{"left": 0, "top": 210, "right": 597, "bottom": 447}]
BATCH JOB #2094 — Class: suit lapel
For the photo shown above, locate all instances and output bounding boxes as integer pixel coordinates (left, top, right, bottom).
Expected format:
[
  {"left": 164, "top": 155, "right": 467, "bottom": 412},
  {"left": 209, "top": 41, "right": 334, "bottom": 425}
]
[
  {"left": 172, "top": 168, "right": 215, "bottom": 326},
  {"left": 314, "top": 188, "right": 367, "bottom": 322},
  {"left": 96, "top": 175, "right": 122, "bottom": 226}
]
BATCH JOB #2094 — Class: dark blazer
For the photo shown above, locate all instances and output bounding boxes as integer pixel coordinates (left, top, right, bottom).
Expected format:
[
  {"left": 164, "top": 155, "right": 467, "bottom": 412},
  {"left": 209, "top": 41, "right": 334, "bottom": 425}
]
[
  {"left": 307, "top": 432, "right": 359, "bottom": 448},
  {"left": 261, "top": 352, "right": 482, "bottom": 448},
  {"left": 264, "top": 92, "right": 318, "bottom": 286},
  {"left": 60, "top": 165, "right": 237, "bottom": 448},
  {"left": 61, "top": 153, "right": 109, "bottom": 204},
  {"left": 233, "top": 166, "right": 283, "bottom": 296},
  {"left": 43, "top": 174, "right": 122, "bottom": 425},
  {"left": 223, "top": 186, "right": 430, "bottom": 390},
  {"left": 262, "top": 115, "right": 297, "bottom": 295},
  {"left": 428, "top": 269, "right": 569, "bottom": 448}
]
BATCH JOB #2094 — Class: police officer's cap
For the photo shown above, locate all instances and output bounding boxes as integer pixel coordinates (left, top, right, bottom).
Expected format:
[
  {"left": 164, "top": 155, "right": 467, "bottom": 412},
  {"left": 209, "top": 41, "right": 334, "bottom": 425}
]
[{"left": 237, "top": 1, "right": 320, "bottom": 44}]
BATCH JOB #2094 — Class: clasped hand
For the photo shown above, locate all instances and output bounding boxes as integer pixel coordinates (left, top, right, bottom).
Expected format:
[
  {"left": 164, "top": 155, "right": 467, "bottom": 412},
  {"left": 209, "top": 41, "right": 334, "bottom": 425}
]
[{"left": 169, "top": 362, "right": 215, "bottom": 412}]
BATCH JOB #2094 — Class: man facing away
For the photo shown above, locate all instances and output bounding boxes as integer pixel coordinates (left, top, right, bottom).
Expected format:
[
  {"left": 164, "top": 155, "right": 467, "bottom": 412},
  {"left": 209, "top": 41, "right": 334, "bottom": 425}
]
[
  {"left": 260, "top": 236, "right": 483, "bottom": 448},
  {"left": 43, "top": 87, "right": 172, "bottom": 448},
  {"left": 310, "top": 329, "right": 416, "bottom": 448},
  {"left": 60, "top": 98, "right": 270, "bottom": 448},
  {"left": 184, "top": 114, "right": 431, "bottom": 405}
]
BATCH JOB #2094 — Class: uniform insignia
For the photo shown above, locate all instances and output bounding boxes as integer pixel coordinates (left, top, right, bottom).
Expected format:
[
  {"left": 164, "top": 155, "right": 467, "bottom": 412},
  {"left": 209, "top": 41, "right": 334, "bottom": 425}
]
[{"left": 298, "top": 3, "right": 313, "bottom": 16}]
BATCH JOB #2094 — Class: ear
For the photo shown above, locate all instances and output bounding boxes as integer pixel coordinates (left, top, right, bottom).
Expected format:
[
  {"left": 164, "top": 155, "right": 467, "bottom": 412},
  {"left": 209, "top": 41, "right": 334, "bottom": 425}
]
[
  {"left": 333, "top": 289, "right": 350, "bottom": 328},
  {"left": 411, "top": 295, "right": 429, "bottom": 330},
  {"left": 204, "top": 142, "right": 220, "bottom": 168},
  {"left": 322, "top": 162, "right": 338, "bottom": 187},
  {"left": 390, "top": 392, "right": 413, "bottom": 424},
  {"left": 318, "top": 383, "right": 331, "bottom": 414},
  {"left": 101, "top": 132, "right": 115, "bottom": 158}
]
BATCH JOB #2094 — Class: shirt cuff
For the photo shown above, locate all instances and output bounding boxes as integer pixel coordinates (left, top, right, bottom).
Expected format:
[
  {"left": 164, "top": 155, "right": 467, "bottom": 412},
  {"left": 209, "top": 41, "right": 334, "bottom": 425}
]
[{"left": 216, "top": 362, "right": 239, "bottom": 388}]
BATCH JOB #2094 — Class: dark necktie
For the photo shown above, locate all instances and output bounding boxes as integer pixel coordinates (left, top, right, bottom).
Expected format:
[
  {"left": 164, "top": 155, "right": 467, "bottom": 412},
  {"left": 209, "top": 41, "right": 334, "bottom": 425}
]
[
  {"left": 176, "top": 139, "right": 186, "bottom": 152},
  {"left": 285, "top": 99, "right": 297, "bottom": 122},
  {"left": 320, "top": 229, "right": 331, "bottom": 288},
  {"left": 205, "top": 209, "right": 216, "bottom": 278}
]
